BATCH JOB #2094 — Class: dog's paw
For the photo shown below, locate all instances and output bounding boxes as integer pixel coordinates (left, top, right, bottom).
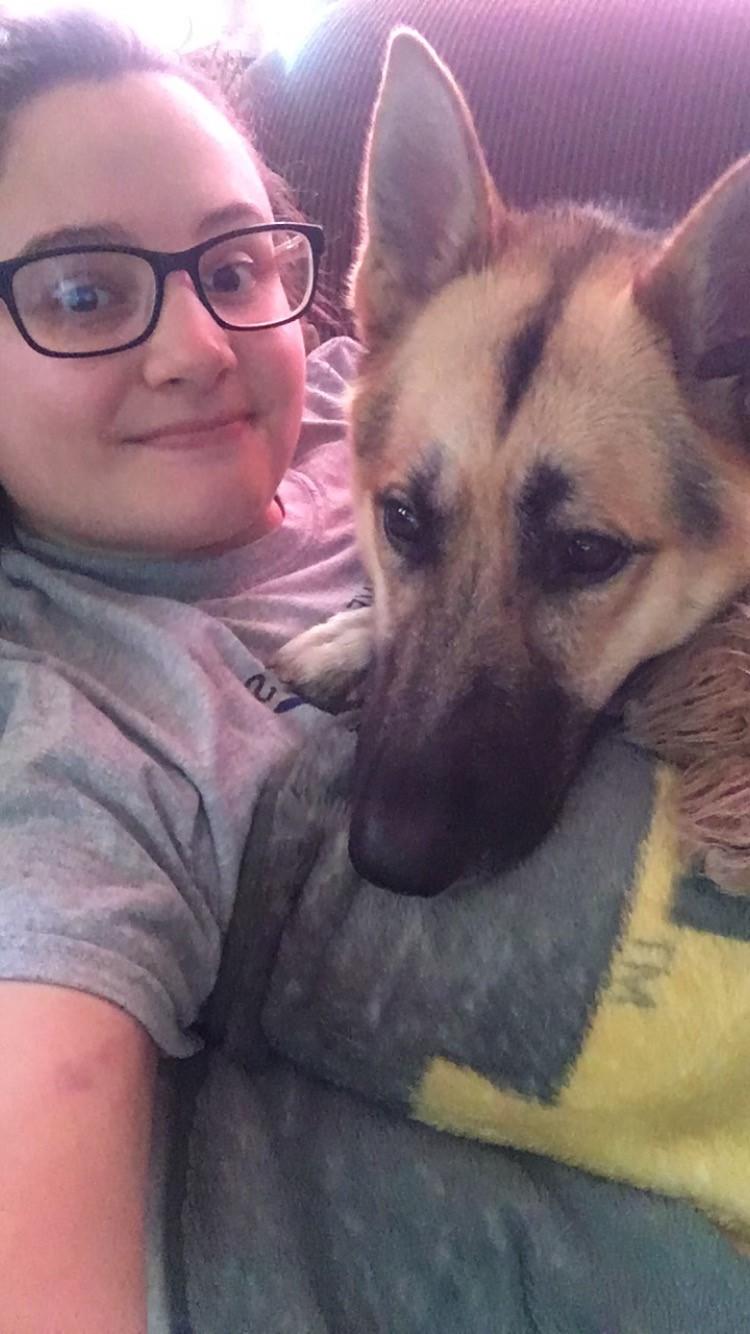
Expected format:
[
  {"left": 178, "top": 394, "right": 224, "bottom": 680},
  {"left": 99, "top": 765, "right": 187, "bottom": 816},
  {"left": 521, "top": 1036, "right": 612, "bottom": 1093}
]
[{"left": 273, "top": 606, "right": 374, "bottom": 712}]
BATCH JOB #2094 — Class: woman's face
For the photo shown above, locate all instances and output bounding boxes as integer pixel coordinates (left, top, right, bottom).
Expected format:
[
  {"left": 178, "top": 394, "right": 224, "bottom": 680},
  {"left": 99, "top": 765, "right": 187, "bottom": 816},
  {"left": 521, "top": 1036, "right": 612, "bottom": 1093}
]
[{"left": 0, "top": 72, "right": 307, "bottom": 554}]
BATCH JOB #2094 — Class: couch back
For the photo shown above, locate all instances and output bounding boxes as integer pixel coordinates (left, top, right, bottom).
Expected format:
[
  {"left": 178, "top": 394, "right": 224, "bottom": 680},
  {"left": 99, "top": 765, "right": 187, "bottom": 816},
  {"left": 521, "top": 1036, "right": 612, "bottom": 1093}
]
[{"left": 246, "top": 0, "right": 750, "bottom": 339}]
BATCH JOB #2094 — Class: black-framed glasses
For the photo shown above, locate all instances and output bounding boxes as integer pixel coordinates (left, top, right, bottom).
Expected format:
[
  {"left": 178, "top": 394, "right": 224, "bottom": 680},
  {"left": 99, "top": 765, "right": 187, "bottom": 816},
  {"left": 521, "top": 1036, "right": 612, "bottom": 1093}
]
[{"left": 0, "top": 223, "right": 325, "bottom": 358}]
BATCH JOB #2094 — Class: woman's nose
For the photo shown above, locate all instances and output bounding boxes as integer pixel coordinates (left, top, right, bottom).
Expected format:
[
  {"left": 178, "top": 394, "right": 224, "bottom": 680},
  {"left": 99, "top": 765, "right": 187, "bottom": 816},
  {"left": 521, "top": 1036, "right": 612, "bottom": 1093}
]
[{"left": 140, "top": 271, "right": 237, "bottom": 389}]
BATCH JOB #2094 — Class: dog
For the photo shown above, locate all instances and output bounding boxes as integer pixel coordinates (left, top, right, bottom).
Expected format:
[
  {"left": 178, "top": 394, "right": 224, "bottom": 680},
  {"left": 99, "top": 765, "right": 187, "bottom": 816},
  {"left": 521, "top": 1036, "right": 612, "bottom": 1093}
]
[{"left": 275, "top": 29, "right": 750, "bottom": 899}]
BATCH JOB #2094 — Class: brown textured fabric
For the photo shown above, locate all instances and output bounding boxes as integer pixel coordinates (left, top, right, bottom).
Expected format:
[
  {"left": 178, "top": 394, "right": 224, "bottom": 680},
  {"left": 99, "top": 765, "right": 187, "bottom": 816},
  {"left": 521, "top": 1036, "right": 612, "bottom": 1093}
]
[{"left": 245, "top": 0, "right": 750, "bottom": 338}]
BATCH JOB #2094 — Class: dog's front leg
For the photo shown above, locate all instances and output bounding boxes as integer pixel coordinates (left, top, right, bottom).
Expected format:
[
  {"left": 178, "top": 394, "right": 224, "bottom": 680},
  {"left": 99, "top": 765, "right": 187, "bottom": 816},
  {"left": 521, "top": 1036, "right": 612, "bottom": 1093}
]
[{"left": 272, "top": 605, "right": 375, "bottom": 713}]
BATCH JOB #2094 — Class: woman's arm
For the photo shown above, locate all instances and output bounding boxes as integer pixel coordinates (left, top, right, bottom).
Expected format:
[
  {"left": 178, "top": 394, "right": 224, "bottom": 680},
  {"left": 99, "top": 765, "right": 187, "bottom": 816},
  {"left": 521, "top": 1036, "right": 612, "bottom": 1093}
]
[{"left": 0, "top": 982, "right": 156, "bottom": 1334}]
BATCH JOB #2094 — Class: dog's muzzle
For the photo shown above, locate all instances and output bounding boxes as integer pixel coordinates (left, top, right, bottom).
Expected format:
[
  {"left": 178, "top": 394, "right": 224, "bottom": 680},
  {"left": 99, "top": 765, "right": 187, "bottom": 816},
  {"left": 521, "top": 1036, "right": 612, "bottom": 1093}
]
[{"left": 348, "top": 671, "right": 587, "bottom": 896}]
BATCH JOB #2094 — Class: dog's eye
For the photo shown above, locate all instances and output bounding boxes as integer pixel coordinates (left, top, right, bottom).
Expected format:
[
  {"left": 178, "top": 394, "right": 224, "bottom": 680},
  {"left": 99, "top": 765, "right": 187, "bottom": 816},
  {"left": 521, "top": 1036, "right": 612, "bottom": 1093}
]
[
  {"left": 382, "top": 497, "right": 422, "bottom": 551},
  {"left": 559, "top": 531, "right": 632, "bottom": 585}
]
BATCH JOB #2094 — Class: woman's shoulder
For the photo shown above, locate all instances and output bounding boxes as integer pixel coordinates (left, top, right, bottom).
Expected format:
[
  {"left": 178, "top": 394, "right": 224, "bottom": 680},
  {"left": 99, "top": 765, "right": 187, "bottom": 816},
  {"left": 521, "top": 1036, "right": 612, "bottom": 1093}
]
[
  {"left": 293, "top": 337, "right": 361, "bottom": 469},
  {"left": 306, "top": 335, "right": 361, "bottom": 389}
]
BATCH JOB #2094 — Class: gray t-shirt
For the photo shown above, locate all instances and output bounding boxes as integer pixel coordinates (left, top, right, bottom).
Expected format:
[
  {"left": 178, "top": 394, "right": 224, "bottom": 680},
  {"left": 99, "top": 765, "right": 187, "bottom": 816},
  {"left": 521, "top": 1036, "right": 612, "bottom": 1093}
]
[{"left": 0, "top": 336, "right": 363, "bottom": 1056}]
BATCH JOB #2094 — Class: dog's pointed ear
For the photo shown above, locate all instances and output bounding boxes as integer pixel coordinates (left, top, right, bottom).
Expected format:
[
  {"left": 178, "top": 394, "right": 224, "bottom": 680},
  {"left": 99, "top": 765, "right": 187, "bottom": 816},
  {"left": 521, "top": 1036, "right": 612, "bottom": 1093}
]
[
  {"left": 634, "top": 155, "right": 750, "bottom": 443},
  {"left": 351, "top": 28, "right": 501, "bottom": 347}
]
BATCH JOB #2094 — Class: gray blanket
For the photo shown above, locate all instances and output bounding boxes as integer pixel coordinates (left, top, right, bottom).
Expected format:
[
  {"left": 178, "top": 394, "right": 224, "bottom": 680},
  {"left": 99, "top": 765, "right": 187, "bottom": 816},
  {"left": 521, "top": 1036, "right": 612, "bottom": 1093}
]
[{"left": 156, "top": 718, "right": 750, "bottom": 1333}]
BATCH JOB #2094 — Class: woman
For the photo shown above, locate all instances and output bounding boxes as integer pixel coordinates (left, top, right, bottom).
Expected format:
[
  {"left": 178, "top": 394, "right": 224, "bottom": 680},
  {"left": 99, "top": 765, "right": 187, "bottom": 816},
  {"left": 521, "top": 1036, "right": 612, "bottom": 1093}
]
[{"left": 0, "top": 10, "right": 361, "bottom": 1329}]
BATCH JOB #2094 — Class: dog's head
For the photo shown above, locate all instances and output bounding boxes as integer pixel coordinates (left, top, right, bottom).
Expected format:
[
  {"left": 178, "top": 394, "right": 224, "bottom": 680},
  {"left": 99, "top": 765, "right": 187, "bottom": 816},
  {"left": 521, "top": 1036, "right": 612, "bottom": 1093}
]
[{"left": 346, "top": 30, "right": 750, "bottom": 896}]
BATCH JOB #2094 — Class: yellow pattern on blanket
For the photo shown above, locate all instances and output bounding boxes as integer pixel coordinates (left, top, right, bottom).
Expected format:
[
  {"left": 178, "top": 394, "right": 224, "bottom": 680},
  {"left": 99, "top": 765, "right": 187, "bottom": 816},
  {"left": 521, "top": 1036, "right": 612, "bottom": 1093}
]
[{"left": 414, "top": 766, "right": 750, "bottom": 1237}]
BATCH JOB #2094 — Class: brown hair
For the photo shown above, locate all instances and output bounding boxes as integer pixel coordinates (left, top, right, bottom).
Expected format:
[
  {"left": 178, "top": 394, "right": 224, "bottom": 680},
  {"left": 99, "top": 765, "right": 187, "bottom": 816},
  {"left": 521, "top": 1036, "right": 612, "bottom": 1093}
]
[{"left": 0, "top": 8, "right": 299, "bottom": 221}]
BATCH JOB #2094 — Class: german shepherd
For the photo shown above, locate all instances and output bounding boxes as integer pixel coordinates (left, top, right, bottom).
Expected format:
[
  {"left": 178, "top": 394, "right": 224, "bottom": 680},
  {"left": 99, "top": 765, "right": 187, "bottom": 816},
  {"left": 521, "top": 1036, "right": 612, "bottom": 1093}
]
[{"left": 275, "top": 30, "right": 750, "bottom": 899}]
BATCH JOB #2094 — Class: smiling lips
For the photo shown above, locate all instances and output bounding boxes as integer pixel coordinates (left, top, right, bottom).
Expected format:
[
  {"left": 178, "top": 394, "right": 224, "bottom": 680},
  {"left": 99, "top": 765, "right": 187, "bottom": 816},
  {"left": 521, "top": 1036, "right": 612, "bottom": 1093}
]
[{"left": 127, "top": 412, "right": 253, "bottom": 447}]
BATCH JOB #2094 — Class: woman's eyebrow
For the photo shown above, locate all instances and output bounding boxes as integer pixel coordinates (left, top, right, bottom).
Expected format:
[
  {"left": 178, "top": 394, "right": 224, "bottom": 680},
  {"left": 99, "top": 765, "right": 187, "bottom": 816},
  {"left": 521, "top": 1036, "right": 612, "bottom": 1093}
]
[
  {"left": 15, "top": 205, "right": 269, "bottom": 259},
  {"left": 197, "top": 202, "right": 268, "bottom": 234},
  {"left": 18, "top": 223, "right": 132, "bottom": 256}
]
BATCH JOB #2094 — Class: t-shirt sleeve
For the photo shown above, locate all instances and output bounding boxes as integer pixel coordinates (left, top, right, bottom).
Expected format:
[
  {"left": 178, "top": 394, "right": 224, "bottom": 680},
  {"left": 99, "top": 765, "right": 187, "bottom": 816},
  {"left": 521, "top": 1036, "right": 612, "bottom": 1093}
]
[
  {"left": 294, "top": 336, "right": 361, "bottom": 464},
  {"left": 0, "top": 655, "right": 221, "bottom": 1056}
]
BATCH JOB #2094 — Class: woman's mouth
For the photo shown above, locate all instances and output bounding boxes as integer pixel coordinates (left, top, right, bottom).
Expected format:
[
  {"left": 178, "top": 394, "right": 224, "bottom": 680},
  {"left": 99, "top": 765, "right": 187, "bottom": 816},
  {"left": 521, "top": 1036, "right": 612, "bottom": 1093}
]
[{"left": 126, "top": 413, "right": 255, "bottom": 450}]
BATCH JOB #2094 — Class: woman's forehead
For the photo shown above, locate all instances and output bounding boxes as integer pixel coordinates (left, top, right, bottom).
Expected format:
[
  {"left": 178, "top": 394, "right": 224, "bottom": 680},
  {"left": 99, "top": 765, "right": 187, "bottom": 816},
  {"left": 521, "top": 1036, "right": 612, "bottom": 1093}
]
[{"left": 0, "top": 71, "right": 272, "bottom": 254}]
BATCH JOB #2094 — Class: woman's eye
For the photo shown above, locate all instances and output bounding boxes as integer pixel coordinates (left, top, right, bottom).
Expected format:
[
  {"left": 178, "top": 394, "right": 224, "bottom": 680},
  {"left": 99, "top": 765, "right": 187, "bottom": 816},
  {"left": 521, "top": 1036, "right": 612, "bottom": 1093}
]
[
  {"left": 556, "top": 531, "right": 633, "bottom": 586},
  {"left": 204, "top": 259, "right": 256, "bottom": 297},
  {"left": 52, "top": 278, "right": 116, "bottom": 315}
]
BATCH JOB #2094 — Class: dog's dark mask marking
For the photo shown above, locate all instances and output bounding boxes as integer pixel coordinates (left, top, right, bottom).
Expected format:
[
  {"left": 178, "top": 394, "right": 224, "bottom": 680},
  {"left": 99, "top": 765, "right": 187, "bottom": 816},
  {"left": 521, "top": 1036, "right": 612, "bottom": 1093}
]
[
  {"left": 518, "top": 462, "right": 573, "bottom": 525},
  {"left": 517, "top": 463, "right": 574, "bottom": 583},
  {"left": 669, "top": 448, "right": 723, "bottom": 543},
  {"left": 502, "top": 315, "right": 548, "bottom": 425}
]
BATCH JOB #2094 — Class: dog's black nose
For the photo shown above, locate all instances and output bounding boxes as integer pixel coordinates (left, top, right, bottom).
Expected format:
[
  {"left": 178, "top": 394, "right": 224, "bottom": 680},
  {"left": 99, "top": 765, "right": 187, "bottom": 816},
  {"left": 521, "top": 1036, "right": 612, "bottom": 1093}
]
[
  {"left": 349, "top": 790, "right": 470, "bottom": 896},
  {"left": 348, "top": 777, "right": 556, "bottom": 896}
]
